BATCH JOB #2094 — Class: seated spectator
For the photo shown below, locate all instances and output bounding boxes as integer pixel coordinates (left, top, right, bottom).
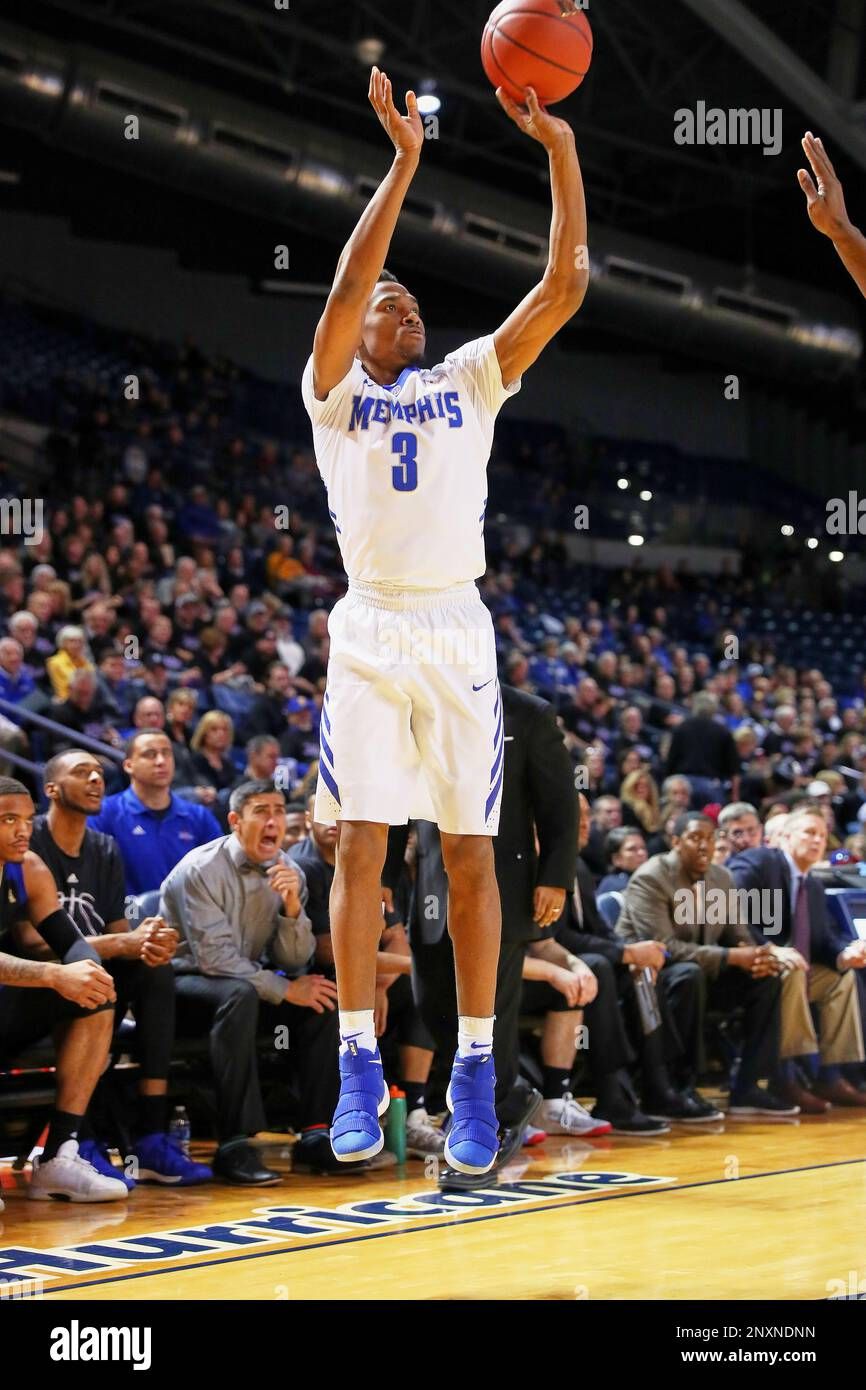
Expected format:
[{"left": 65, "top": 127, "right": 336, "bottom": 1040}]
[
  {"left": 195, "top": 626, "right": 246, "bottom": 692},
  {"left": 597, "top": 826, "right": 648, "bottom": 894},
  {"left": 0, "top": 635, "right": 35, "bottom": 706},
  {"left": 713, "top": 827, "right": 730, "bottom": 865},
  {"left": 582, "top": 794, "right": 623, "bottom": 878},
  {"left": 96, "top": 646, "right": 136, "bottom": 725},
  {"left": 612, "top": 705, "right": 656, "bottom": 769},
  {"left": 727, "top": 805, "right": 866, "bottom": 1112},
  {"left": 81, "top": 601, "right": 117, "bottom": 663},
  {"left": 163, "top": 779, "right": 343, "bottom": 1181},
  {"left": 23, "top": 750, "right": 211, "bottom": 1187},
  {"left": 90, "top": 730, "right": 222, "bottom": 894},
  {"left": 8, "top": 609, "right": 50, "bottom": 681},
  {"left": 718, "top": 801, "right": 763, "bottom": 854},
  {"left": 661, "top": 774, "right": 693, "bottom": 812},
  {"left": 621, "top": 765, "right": 662, "bottom": 836},
  {"left": 283, "top": 801, "right": 308, "bottom": 849},
  {"left": 247, "top": 661, "right": 295, "bottom": 739},
  {"left": 51, "top": 668, "right": 123, "bottom": 757},
  {"left": 189, "top": 711, "right": 237, "bottom": 797},
  {"left": 616, "top": 812, "right": 793, "bottom": 1115},
  {"left": 279, "top": 697, "right": 320, "bottom": 767},
  {"left": 129, "top": 695, "right": 165, "bottom": 735},
  {"left": 46, "top": 624, "right": 95, "bottom": 700},
  {"left": 266, "top": 534, "right": 307, "bottom": 595},
  {"left": 0, "top": 775, "right": 127, "bottom": 1202},
  {"left": 231, "top": 734, "right": 281, "bottom": 790},
  {"left": 165, "top": 686, "right": 199, "bottom": 756}
]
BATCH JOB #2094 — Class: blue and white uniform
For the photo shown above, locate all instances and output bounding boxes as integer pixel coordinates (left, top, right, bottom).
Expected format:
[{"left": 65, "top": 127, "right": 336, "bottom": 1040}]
[{"left": 301, "top": 335, "right": 521, "bottom": 834}]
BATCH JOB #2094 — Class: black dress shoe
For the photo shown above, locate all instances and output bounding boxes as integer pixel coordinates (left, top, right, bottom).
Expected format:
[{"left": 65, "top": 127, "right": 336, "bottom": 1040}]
[
  {"left": 644, "top": 1088, "right": 724, "bottom": 1124},
  {"left": 213, "top": 1138, "right": 281, "bottom": 1185},
  {"left": 438, "top": 1086, "right": 542, "bottom": 1191},
  {"left": 591, "top": 1107, "right": 671, "bottom": 1136},
  {"left": 293, "top": 1130, "right": 368, "bottom": 1175}
]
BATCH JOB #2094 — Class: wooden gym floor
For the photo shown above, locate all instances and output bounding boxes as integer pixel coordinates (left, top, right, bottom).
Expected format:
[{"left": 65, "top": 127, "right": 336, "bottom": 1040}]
[{"left": 1, "top": 1101, "right": 864, "bottom": 1301}]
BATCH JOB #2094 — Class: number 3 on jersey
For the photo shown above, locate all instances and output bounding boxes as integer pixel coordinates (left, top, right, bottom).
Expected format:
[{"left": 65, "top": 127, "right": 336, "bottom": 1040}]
[{"left": 391, "top": 433, "right": 418, "bottom": 492}]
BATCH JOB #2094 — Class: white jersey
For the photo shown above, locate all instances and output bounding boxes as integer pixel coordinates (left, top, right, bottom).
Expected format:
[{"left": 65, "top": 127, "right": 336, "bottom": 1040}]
[{"left": 301, "top": 335, "right": 521, "bottom": 589}]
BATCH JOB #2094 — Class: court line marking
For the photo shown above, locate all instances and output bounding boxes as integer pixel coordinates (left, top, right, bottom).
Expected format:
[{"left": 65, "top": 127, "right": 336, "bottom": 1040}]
[{"left": 35, "top": 1154, "right": 866, "bottom": 1296}]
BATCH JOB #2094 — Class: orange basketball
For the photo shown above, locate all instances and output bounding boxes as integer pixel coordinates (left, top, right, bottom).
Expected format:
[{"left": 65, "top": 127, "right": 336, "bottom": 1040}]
[{"left": 481, "top": 0, "right": 593, "bottom": 106}]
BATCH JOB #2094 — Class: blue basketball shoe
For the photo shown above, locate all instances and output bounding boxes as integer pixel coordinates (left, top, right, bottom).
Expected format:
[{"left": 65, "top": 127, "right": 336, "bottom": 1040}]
[
  {"left": 330, "top": 1044, "right": 390, "bottom": 1162},
  {"left": 444, "top": 1051, "right": 499, "bottom": 1175}
]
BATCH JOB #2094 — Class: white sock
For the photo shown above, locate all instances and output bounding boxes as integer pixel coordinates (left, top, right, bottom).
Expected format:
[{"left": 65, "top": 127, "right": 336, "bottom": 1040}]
[
  {"left": 339, "top": 1010, "right": 377, "bottom": 1056},
  {"left": 457, "top": 1015, "right": 494, "bottom": 1058}
]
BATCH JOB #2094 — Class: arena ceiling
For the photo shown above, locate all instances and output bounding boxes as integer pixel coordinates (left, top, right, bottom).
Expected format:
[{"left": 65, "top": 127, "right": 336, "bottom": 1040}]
[{"left": 1, "top": 0, "right": 865, "bottom": 303}]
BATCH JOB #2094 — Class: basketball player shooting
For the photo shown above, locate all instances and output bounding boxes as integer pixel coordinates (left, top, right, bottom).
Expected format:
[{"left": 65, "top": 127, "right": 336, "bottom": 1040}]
[{"left": 301, "top": 68, "right": 588, "bottom": 1174}]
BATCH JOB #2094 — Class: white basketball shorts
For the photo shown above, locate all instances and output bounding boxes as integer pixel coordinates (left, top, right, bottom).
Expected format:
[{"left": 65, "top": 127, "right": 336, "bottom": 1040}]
[{"left": 314, "top": 580, "right": 504, "bottom": 835}]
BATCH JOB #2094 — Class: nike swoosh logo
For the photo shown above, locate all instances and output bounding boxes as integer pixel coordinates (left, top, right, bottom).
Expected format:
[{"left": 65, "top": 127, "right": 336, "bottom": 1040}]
[
  {"left": 469, "top": 1041, "right": 493, "bottom": 1050},
  {"left": 472, "top": 679, "right": 494, "bottom": 692}
]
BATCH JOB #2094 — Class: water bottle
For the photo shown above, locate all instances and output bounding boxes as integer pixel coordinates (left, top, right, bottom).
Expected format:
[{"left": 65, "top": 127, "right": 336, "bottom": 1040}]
[
  {"left": 633, "top": 968, "right": 662, "bottom": 1036},
  {"left": 384, "top": 1086, "right": 407, "bottom": 1163},
  {"left": 170, "top": 1105, "right": 191, "bottom": 1158}
]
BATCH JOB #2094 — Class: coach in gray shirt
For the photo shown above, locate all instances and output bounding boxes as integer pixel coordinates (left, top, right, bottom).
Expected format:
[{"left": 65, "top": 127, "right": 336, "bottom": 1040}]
[{"left": 161, "top": 779, "right": 341, "bottom": 1183}]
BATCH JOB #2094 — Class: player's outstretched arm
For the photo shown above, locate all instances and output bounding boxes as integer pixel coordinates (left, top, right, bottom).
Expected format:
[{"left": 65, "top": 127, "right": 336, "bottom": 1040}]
[
  {"left": 799, "top": 131, "right": 866, "bottom": 300},
  {"left": 492, "top": 87, "right": 589, "bottom": 385},
  {"left": 311, "top": 68, "right": 424, "bottom": 401}
]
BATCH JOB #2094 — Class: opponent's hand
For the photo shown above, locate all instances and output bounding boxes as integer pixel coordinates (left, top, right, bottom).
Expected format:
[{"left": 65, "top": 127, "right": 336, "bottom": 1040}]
[
  {"left": 369, "top": 67, "right": 423, "bottom": 157},
  {"left": 799, "top": 133, "right": 853, "bottom": 241},
  {"left": 496, "top": 86, "right": 573, "bottom": 150},
  {"left": 52, "top": 959, "right": 116, "bottom": 1009}
]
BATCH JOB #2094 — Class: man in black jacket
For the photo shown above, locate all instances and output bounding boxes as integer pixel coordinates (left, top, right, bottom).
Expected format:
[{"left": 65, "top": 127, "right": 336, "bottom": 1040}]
[
  {"left": 727, "top": 804, "right": 866, "bottom": 1112},
  {"left": 664, "top": 692, "right": 740, "bottom": 805},
  {"left": 391, "top": 684, "right": 577, "bottom": 1167}
]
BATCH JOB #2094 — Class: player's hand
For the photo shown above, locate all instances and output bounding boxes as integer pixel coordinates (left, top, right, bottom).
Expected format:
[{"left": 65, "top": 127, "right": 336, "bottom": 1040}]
[
  {"left": 799, "top": 133, "right": 853, "bottom": 241},
  {"left": 368, "top": 67, "right": 424, "bottom": 157},
  {"left": 52, "top": 959, "right": 116, "bottom": 1009},
  {"left": 496, "top": 86, "right": 573, "bottom": 150},
  {"left": 533, "top": 885, "right": 566, "bottom": 928},
  {"left": 285, "top": 974, "right": 338, "bottom": 1013},
  {"left": 267, "top": 863, "right": 302, "bottom": 918}
]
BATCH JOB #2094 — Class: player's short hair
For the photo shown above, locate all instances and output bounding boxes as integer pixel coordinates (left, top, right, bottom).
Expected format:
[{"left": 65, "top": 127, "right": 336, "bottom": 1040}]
[
  {"left": 378, "top": 269, "right": 400, "bottom": 283},
  {"left": 0, "top": 776, "right": 30, "bottom": 801},
  {"left": 43, "top": 749, "right": 94, "bottom": 785},
  {"left": 671, "top": 811, "right": 715, "bottom": 838}
]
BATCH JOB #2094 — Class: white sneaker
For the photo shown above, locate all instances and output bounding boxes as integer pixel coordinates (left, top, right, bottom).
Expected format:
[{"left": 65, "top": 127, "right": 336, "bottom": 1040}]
[
  {"left": 29, "top": 1139, "right": 129, "bottom": 1203},
  {"left": 406, "top": 1107, "right": 446, "bottom": 1157},
  {"left": 539, "top": 1094, "right": 613, "bottom": 1138}
]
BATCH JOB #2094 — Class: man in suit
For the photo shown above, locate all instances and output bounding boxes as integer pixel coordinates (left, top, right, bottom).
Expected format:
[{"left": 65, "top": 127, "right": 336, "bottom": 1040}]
[
  {"left": 525, "top": 794, "right": 721, "bottom": 1132},
  {"left": 727, "top": 804, "right": 866, "bottom": 1112},
  {"left": 616, "top": 812, "right": 795, "bottom": 1116},
  {"left": 393, "top": 683, "right": 577, "bottom": 1170}
]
